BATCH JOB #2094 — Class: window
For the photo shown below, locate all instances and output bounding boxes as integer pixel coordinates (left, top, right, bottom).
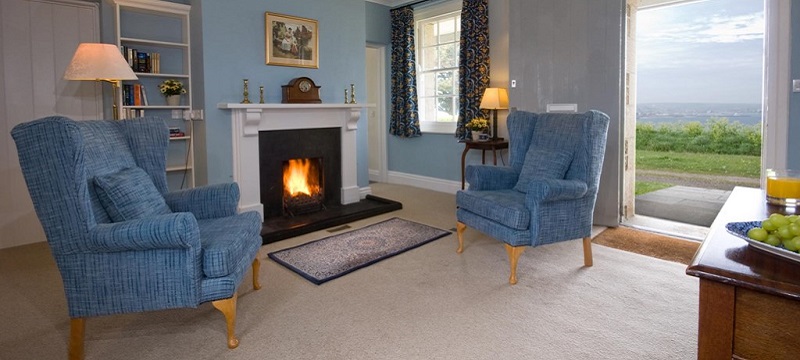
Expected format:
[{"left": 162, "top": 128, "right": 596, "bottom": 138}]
[{"left": 415, "top": 1, "right": 461, "bottom": 133}]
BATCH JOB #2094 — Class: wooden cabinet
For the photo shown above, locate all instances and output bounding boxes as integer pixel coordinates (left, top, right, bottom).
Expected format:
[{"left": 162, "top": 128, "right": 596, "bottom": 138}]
[
  {"left": 112, "top": 0, "right": 194, "bottom": 190},
  {"left": 687, "top": 187, "right": 800, "bottom": 359}
]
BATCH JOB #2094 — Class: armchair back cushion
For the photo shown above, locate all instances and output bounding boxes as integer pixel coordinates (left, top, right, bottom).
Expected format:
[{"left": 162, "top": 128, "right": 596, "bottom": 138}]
[
  {"left": 513, "top": 148, "right": 573, "bottom": 192},
  {"left": 94, "top": 167, "right": 173, "bottom": 222}
]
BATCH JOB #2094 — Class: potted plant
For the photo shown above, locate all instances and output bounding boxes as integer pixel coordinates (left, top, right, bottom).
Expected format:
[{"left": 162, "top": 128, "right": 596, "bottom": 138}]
[
  {"left": 159, "top": 79, "right": 187, "bottom": 106},
  {"left": 465, "top": 118, "right": 489, "bottom": 141}
]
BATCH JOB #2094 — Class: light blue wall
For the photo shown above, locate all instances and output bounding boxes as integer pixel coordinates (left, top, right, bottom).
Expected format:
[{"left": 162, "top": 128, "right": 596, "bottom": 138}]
[
  {"left": 197, "top": 0, "right": 367, "bottom": 185},
  {"left": 789, "top": 0, "right": 800, "bottom": 170}
]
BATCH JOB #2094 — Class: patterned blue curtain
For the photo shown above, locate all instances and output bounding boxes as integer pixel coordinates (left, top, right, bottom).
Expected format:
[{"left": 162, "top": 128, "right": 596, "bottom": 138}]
[
  {"left": 455, "top": 0, "right": 490, "bottom": 140},
  {"left": 390, "top": 7, "right": 421, "bottom": 138}
]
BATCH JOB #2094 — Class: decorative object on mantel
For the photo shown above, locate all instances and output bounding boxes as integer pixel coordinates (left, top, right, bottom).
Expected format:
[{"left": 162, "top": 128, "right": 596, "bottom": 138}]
[
  {"left": 349, "top": 83, "right": 356, "bottom": 104},
  {"left": 344, "top": 88, "right": 349, "bottom": 104},
  {"left": 265, "top": 12, "right": 319, "bottom": 69},
  {"left": 159, "top": 79, "right": 186, "bottom": 107},
  {"left": 259, "top": 86, "right": 265, "bottom": 104},
  {"left": 480, "top": 87, "right": 509, "bottom": 140},
  {"left": 241, "top": 79, "right": 251, "bottom": 104},
  {"left": 281, "top": 77, "right": 321, "bottom": 103}
]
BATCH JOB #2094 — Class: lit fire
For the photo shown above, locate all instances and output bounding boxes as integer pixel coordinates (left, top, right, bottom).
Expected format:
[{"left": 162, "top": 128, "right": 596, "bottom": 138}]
[{"left": 283, "top": 158, "right": 321, "bottom": 197}]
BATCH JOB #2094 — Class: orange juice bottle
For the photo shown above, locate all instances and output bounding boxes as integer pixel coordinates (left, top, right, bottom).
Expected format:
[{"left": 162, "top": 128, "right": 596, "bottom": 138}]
[{"left": 766, "top": 169, "right": 800, "bottom": 206}]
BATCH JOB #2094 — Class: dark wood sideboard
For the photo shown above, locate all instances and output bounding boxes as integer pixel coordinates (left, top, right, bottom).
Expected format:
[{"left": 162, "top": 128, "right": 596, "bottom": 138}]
[{"left": 687, "top": 186, "right": 800, "bottom": 360}]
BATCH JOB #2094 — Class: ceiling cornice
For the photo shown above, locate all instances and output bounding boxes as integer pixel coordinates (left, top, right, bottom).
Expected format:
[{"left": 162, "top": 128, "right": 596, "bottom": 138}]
[{"left": 365, "top": 0, "right": 417, "bottom": 8}]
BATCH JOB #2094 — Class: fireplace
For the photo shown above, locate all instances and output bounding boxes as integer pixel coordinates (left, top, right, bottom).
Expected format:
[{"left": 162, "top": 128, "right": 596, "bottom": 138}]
[
  {"left": 219, "top": 103, "right": 402, "bottom": 244},
  {"left": 259, "top": 127, "right": 341, "bottom": 218}
]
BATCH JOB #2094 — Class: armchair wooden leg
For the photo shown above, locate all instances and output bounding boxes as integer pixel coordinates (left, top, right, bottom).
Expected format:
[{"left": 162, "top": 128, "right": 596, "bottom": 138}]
[
  {"left": 456, "top": 222, "right": 466, "bottom": 254},
  {"left": 504, "top": 244, "right": 525, "bottom": 285},
  {"left": 69, "top": 318, "right": 85, "bottom": 360},
  {"left": 252, "top": 258, "right": 262, "bottom": 290},
  {"left": 583, "top": 236, "right": 593, "bottom": 267},
  {"left": 212, "top": 293, "right": 239, "bottom": 349}
]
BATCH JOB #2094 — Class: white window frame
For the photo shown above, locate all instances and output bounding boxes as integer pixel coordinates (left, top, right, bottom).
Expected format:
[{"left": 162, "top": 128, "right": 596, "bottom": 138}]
[{"left": 414, "top": 0, "right": 462, "bottom": 134}]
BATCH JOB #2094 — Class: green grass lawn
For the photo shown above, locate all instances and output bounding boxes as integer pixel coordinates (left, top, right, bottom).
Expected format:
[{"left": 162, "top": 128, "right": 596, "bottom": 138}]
[
  {"left": 635, "top": 181, "right": 673, "bottom": 196},
  {"left": 636, "top": 150, "right": 760, "bottom": 178}
]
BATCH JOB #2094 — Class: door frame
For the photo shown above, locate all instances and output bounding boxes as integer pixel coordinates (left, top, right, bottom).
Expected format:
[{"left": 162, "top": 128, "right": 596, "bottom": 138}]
[{"left": 366, "top": 43, "right": 388, "bottom": 183}]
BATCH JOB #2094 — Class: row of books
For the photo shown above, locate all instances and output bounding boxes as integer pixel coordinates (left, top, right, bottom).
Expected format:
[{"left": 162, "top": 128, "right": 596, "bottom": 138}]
[
  {"left": 122, "top": 84, "right": 149, "bottom": 106},
  {"left": 121, "top": 46, "right": 161, "bottom": 73}
]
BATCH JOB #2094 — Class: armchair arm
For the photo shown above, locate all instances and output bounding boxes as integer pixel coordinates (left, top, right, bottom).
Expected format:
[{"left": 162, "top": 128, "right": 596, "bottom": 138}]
[
  {"left": 87, "top": 213, "right": 200, "bottom": 252},
  {"left": 525, "top": 179, "right": 588, "bottom": 203},
  {"left": 465, "top": 165, "right": 518, "bottom": 191},
  {"left": 164, "top": 183, "right": 240, "bottom": 219}
]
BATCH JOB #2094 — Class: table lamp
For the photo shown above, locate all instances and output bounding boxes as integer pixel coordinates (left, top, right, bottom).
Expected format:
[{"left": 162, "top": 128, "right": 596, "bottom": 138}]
[
  {"left": 64, "top": 43, "right": 138, "bottom": 120},
  {"left": 479, "top": 87, "right": 509, "bottom": 140}
]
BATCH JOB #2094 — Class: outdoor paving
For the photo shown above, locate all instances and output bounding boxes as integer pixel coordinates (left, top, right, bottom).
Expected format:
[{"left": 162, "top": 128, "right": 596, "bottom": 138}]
[{"left": 635, "top": 185, "right": 733, "bottom": 227}]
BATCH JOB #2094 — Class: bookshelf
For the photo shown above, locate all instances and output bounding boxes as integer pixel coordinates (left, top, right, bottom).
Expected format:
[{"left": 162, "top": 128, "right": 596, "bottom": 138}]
[{"left": 112, "top": 0, "right": 194, "bottom": 190}]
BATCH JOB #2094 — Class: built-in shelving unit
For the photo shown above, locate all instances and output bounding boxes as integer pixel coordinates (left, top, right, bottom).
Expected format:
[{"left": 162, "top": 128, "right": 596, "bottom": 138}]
[{"left": 112, "top": 0, "right": 194, "bottom": 190}]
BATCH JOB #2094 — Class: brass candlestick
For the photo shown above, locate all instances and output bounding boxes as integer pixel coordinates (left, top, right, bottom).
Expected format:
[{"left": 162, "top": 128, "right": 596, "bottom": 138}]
[
  {"left": 349, "top": 83, "right": 356, "bottom": 104},
  {"left": 344, "top": 88, "right": 349, "bottom": 104},
  {"left": 241, "top": 79, "right": 251, "bottom": 104},
  {"left": 259, "top": 86, "right": 265, "bottom": 104}
]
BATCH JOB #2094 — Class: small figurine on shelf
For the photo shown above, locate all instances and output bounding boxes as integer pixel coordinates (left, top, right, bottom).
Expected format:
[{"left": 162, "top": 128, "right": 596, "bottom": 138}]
[
  {"left": 159, "top": 79, "right": 186, "bottom": 107},
  {"left": 259, "top": 86, "right": 265, "bottom": 104},
  {"left": 241, "top": 79, "right": 251, "bottom": 104}
]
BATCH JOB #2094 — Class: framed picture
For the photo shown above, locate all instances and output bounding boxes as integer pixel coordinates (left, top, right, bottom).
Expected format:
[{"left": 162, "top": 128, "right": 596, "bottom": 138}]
[{"left": 265, "top": 12, "right": 319, "bottom": 68}]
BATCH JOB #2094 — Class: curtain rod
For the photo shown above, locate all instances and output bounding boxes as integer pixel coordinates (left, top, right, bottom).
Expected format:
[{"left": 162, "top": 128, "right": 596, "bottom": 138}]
[{"left": 397, "top": 0, "right": 431, "bottom": 10}]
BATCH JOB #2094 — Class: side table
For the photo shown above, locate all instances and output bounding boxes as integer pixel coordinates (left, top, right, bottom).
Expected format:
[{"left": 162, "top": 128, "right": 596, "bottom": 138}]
[{"left": 460, "top": 139, "right": 509, "bottom": 190}]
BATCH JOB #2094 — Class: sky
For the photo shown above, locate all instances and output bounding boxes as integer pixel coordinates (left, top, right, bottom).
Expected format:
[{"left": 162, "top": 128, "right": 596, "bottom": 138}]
[{"left": 636, "top": 0, "right": 764, "bottom": 104}]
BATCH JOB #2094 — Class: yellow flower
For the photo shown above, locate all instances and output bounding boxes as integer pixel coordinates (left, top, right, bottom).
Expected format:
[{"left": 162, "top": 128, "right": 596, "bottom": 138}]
[
  {"left": 159, "top": 79, "right": 187, "bottom": 96},
  {"left": 466, "top": 118, "right": 489, "bottom": 131}
]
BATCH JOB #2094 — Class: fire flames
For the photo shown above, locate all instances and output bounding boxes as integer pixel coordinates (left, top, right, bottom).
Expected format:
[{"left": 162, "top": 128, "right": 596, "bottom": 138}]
[{"left": 283, "top": 158, "right": 321, "bottom": 197}]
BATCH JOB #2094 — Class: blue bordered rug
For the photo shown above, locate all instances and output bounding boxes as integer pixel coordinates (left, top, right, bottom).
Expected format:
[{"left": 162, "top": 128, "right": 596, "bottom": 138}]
[{"left": 268, "top": 217, "right": 450, "bottom": 285}]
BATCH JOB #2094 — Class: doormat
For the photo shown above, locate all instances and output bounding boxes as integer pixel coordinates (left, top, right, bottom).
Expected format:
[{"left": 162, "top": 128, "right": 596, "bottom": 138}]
[
  {"left": 593, "top": 226, "right": 700, "bottom": 265},
  {"left": 268, "top": 217, "right": 450, "bottom": 285}
]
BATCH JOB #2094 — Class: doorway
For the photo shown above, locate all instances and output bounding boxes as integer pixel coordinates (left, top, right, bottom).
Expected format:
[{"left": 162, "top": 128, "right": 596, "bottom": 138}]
[
  {"left": 365, "top": 45, "right": 388, "bottom": 183},
  {"left": 622, "top": 0, "right": 776, "bottom": 237}
]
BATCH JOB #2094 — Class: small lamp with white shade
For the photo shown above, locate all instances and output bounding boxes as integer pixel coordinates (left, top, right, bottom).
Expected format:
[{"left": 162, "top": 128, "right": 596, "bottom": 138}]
[
  {"left": 479, "top": 87, "right": 509, "bottom": 140},
  {"left": 63, "top": 43, "right": 138, "bottom": 120}
]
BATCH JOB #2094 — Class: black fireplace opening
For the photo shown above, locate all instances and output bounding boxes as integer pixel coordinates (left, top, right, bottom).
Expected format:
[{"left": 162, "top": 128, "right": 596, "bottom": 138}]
[
  {"left": 259, "top": 128, "right": 341, "bottom": 219},
  {"left": 258, "top": 127, "right": 403, "bottom": 244}
]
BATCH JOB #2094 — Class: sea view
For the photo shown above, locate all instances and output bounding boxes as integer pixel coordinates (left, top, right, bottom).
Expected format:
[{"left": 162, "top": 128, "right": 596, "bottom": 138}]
[{"left": 636, "top": 103, "right": 762, "bottom": 126}]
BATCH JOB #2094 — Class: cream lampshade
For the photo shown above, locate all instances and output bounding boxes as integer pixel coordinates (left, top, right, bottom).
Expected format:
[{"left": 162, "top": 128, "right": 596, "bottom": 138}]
[
  {"left": 479, "top": 88, "right": 509, "bottom": 140},
  {"left": 64, "top": 43, "right": 138, "bottom": 119}
]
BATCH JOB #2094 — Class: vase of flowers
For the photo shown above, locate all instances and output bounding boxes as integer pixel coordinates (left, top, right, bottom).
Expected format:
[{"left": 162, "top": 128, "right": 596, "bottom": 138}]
[
  {"left": 159, "top": 79, "right": 187, "bottom": 106},
  {"left": 466, "top": 118, "right": 489, "bottom": 141}
]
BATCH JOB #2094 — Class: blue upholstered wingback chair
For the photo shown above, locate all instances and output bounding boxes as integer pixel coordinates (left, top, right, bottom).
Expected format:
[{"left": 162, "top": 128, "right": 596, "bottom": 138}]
[
  {"left": 11, "top": 116, "right": 262, "bottom": 359},
  {"left": 456, "top": 110, "right": 610, "bottom": 284}
]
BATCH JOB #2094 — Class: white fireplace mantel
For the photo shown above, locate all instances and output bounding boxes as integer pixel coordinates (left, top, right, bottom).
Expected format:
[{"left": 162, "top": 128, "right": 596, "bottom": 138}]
[{"left": 218, "top": 103, "right": 372, "bottom": 219}]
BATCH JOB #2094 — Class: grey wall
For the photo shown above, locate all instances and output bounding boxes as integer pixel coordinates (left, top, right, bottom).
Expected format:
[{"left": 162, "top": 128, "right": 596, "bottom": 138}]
[
  {"left": 790, "top": 0, "right": 800, "bottom": 170},
  {"left": 508, "top": 0, "right": 625, "bottom": 226}
]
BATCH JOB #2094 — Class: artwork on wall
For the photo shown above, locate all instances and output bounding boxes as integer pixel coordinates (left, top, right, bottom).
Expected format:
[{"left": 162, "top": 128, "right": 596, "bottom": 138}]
[{"left": 265, "top": 12, "right": 319, "bottom": 68}]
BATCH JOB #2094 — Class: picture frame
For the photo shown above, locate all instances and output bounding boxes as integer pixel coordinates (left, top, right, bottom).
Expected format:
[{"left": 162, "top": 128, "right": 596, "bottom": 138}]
[{"left": 265, "top": 12, "right": 319, "bottom": 69}]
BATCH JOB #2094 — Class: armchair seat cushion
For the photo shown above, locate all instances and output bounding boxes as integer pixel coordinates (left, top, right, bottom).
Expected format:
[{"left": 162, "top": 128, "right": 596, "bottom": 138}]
[
  {"left": 456, "top": 189, "right": 529, "bottom": 230},
  {"left": 197, "top": 212, "right": 262, "bottom": 278}
]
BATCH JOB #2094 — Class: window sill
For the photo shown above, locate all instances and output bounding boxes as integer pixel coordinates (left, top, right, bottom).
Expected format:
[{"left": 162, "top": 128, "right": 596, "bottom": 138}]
[{"left": 420, "top": 122, "right": 456, "bottom": 134}]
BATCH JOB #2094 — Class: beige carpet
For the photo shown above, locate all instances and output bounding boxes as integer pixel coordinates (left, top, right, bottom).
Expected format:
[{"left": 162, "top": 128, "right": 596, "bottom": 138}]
[
  {"left": 593, "top": 226, "right": 701, "bottom": 265},
  {"left": 0, "top": 183, "right": 699, "bottom": 359}
]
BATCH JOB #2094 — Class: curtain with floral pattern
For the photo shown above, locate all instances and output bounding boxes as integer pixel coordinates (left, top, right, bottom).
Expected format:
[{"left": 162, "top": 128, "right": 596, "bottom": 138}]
[
  {"left": 455, "top": 0, "right": 490, "bottom": 140},
  {"left": 390, "top": 6, "right": 421, "bottom": 138}
]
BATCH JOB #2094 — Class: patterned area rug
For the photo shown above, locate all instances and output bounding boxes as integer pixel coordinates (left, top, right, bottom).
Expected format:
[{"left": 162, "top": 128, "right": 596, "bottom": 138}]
[{"left": 268, "top": 217, "right": 450, "bottom": 285}]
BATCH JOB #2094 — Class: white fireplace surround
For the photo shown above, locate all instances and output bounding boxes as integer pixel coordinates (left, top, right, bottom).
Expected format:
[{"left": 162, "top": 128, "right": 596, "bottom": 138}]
[{"left": 218, "top": 103, "right": 370, "bottom": 219}]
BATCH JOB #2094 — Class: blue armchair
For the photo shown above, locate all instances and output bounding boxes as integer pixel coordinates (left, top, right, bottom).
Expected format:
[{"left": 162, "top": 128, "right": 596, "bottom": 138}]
[
  {"left": 456, "top": 110, "right": 610, "bottom": 284},
  {"left": 11, "top": 116, "right": 263, "bottom": 359}
]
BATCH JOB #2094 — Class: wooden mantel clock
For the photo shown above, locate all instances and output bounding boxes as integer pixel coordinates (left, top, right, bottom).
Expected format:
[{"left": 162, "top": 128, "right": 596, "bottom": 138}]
[{"left": 281, "top": 77, "right": 321, "bottom": 104}]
